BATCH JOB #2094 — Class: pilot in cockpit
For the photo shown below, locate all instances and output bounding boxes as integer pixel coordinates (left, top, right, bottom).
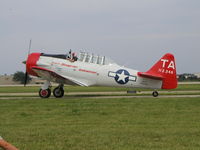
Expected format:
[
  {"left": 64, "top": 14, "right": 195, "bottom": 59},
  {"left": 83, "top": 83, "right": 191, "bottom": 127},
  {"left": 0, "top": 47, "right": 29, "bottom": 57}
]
[
  {"left": 66, "top": 50, "right": 78, "bottom": 62},
  {"left": 72, "top": 52, "right": 78, "bottom": 61}
]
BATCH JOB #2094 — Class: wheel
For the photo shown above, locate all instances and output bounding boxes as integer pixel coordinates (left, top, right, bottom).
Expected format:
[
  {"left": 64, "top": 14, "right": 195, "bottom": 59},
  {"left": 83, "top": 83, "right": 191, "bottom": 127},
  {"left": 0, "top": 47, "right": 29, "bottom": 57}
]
[
  {"left": 152, "top": 91, "right": 159, "bottom": 97},
  {"left": 53, "top": 87, "right": 64, "bottom": 98},
  {"left": 39, "top": 88, "right": 51, "bottom": 98}
]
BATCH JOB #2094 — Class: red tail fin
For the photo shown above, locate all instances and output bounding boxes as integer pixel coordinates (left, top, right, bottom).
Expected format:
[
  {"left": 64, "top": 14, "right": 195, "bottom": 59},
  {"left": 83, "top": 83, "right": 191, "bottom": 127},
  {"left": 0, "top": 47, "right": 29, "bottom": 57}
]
[{"left": 139, "top": 53, "right": 177, "bottom": 89}]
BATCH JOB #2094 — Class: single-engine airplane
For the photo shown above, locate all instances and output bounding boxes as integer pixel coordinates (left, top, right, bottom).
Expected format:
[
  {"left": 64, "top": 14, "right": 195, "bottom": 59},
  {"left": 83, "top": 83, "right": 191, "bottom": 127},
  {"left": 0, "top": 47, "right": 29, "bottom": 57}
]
[{"left": 23, "top": 51, "right": 177, "bottom": 98}]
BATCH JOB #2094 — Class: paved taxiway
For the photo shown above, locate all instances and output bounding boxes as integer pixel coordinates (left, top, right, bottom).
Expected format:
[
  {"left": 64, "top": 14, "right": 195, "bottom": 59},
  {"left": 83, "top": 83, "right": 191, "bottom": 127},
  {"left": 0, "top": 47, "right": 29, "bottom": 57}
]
[
  {"left": 0, "top": 91, "right": 200, "bottom": 100},
  {"left": 0, "top": 90, "right": 199, "bottom": 96}
]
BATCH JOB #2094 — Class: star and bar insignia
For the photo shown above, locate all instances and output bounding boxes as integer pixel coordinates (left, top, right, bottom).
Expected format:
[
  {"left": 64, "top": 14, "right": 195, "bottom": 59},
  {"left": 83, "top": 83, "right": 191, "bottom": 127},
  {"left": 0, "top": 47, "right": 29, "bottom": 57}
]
[{"left": 108, "top": 69, "right": 137, "bottom": 84}]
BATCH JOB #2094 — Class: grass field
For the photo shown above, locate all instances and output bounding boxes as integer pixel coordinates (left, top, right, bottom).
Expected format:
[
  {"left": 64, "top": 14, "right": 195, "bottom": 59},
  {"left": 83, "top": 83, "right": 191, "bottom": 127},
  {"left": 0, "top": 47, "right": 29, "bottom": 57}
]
[{"left": 1, "top": 97, "right": 200, "bottom": 150}]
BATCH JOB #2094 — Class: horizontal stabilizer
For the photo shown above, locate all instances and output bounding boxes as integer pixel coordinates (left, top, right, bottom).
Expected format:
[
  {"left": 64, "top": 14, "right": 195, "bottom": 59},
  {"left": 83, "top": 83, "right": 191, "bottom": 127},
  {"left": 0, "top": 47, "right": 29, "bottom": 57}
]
[{"left": 138, "top": 72, "right": 163, "bottom": 80}]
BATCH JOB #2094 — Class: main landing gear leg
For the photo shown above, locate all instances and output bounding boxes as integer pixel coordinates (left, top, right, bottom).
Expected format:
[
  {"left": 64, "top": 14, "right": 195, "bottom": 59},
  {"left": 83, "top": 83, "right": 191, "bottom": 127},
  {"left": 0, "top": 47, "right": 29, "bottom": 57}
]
[
  {"left": 152, "top": 91, "right": 159, "bottom": 97},
  {"left": 53, "top": 84, "right": 64, "bottom": 98},
  {"left": 39, "top": 81, "right": 52, "bottom": 98}
]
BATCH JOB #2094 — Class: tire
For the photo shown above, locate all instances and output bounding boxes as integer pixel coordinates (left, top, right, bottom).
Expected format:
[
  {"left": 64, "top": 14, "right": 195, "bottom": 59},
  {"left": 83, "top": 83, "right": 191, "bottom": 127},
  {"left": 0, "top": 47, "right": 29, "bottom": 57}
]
[
  {"left": 39, "top": 88, "right": 51, "bottom": 98},
  {"left": 152, "top": 91, "right": 159, "bottom": 97},
  {"left": 53, "top": 87, "right": 64, "bottom": 98}
]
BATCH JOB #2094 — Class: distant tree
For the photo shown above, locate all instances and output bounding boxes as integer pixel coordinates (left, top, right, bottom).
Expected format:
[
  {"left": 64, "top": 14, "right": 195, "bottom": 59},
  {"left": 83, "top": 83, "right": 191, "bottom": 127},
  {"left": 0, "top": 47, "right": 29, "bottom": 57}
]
[
  {"left": 188, "top": 75, "right": 198, "bottom": 81},
  {"left": 12, "top": 71, "right": 31, "bottom": 84},
  {"left": 178, "top": 73, "right": 200, "bottom": 82},
  {"left": 178, "top": 74, "right": 186, "bottom": 81}
]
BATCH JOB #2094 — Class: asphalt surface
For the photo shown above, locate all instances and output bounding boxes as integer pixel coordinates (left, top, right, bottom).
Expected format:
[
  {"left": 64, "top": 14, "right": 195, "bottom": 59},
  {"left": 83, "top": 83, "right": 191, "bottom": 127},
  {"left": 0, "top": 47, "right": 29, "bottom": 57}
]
[
  {"left": 0, "top": 90, "right": 199, "bottom": 96},
  {"left": 0, "top": 91, "right": 200, "bottom": 100}
]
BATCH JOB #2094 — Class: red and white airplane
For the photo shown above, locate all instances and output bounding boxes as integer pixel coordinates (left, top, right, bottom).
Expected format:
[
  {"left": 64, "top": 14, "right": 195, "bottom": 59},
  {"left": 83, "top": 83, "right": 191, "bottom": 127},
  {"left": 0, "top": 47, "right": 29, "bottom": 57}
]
[{"left": 24, "top": 51, "right": 177, "bottom": 98}]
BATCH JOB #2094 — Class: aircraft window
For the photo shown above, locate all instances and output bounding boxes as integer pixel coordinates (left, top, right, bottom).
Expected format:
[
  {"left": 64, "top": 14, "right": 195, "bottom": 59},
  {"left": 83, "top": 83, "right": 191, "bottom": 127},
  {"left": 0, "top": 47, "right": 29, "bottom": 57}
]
[
  {"left": 77, "top": 52, "right": 117, "bottom": 65},
  {"left": 79, "top": 52, "right": 85, "bottom": 62},
  {"left": 102, "top": 56, "right": 105, "bottom": 65},
  {"left": 89, "top": 54, "right": 93, "bottom": 63},
  {"left": 85, "top": 54, "right": 91, "bottom": 63},
  {"left": 97, "top": 56, "right": 103, "bottom": 64},
  {"left": 91, "top": 55, "right": 97, "bottom": 63}
]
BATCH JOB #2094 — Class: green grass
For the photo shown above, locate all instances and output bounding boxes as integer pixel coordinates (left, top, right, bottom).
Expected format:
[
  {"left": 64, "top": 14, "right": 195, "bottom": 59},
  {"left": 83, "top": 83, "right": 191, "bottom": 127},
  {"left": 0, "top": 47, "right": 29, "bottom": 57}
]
[
  {"left": 0, "top": 86, "right": 131, "bottom": 93},
  {"left": 0, "top": 83, "right": 200, "bottom": 93},
  {"left": 1, "top": 97, "right": 200, "bottom": 150},
  {"left": 175, "top": 84, "right": 200, "bottom": 91}
]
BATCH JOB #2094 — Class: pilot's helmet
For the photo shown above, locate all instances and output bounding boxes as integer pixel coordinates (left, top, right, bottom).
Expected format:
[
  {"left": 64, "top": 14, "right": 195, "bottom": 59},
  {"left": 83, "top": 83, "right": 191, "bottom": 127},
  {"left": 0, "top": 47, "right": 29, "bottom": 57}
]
[{"left": 72, "top": 52, "right": 77, "bottom": 56}]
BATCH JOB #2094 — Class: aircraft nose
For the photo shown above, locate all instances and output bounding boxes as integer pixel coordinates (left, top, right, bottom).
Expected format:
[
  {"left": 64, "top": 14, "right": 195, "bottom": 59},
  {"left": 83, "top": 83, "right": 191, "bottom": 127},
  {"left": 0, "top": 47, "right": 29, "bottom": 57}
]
[{"left": 26, "top": 53, "right": 41, "bottom": 76}]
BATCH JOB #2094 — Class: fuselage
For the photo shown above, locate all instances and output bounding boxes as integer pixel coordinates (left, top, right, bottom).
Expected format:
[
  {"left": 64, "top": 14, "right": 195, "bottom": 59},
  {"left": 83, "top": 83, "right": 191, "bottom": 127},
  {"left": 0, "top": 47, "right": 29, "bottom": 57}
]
[{"left": 34, "top": 54, "right": 162, "bottom": 89}]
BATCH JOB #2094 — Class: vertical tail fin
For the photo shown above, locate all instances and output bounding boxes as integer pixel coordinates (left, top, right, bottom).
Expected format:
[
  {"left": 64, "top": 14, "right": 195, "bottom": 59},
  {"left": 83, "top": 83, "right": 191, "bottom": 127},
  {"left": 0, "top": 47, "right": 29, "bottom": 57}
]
[{"left": 139, "top": 53, "right": 177, "bottom": 89}]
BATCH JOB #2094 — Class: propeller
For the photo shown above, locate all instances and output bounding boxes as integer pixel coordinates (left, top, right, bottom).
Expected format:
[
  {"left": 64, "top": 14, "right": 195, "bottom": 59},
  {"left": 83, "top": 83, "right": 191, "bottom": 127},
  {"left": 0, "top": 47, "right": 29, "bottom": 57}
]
[
  {"left": 24, "top": 72, "right": 28, "bottom": 86},
  {"left": 24, "top": 39, "right": 32, "bottom": 86}
]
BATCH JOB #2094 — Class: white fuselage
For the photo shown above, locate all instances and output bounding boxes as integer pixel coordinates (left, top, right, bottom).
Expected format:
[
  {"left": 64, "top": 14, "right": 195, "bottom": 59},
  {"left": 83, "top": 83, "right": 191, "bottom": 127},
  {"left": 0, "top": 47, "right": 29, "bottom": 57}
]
[{"left": 36, "top": 56, "right": 162, "bottom": 89}]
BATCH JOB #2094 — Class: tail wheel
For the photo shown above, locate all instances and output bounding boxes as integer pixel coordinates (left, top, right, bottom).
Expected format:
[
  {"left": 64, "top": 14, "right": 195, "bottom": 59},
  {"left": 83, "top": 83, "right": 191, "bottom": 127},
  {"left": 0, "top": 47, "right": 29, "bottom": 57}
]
[
  {"left": 152, "top": 91, "right": 159, "bottom": 97},
  {"left": 53, "top": 87, "right": 64, "bottom": 98},
  {"left": 39, "top": 88, "right": 51, "bottom": 98}
]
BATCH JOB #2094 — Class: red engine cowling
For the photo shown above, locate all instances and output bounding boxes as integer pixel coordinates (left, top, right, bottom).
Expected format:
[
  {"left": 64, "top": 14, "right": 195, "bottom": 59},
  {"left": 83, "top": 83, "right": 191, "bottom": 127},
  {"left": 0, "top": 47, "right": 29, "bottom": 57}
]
[{"left": 26, "top": 53, "right": 41, "bottom": 76}]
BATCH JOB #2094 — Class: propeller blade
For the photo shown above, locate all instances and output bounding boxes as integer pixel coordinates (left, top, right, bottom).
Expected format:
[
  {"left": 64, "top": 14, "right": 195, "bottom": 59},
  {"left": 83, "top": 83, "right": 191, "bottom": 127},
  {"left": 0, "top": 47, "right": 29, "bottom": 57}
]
[
  {"left": 28, "top": 39, "right": 32, "bottom": 55},
  {"left": 24, "top": 39, "right": 32, "bottom": 86}
]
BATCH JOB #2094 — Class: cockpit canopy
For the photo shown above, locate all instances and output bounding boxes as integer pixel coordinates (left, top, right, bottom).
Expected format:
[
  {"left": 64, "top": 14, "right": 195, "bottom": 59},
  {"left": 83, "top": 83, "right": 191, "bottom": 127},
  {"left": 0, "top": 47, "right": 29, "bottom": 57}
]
[
  {"left": 77, "top": 52, "right": 116, "bottom": 65},
  {"left": 41, "top": 52, "right": 117, "bottom": 65}
]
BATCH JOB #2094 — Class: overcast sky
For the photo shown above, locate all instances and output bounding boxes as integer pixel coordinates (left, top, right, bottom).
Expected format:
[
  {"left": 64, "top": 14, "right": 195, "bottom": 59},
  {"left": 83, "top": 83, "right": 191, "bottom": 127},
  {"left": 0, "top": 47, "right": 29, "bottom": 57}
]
[{"left": 0, "top": 0, "right": 200, "bottom": 74}]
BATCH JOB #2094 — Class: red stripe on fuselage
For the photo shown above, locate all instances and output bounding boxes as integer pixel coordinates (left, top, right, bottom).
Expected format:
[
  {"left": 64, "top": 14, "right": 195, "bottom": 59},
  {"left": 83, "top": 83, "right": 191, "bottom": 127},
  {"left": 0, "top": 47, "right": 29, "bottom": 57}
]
[
  {"left": 61, "top": 63, "right": 78, "bottom": 68},
  {"left": 79, "top": 69, "right": 97, "bottom": 74}
]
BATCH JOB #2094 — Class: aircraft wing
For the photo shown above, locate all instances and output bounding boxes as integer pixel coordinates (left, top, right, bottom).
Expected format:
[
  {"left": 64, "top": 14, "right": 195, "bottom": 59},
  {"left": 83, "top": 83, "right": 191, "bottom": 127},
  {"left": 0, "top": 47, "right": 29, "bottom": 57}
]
[
  {"left": 32, "top": 66, "right": 89, "bottom": 86},
  {"left": 138, "top": 72, "right": 164, "bottom": 80}
]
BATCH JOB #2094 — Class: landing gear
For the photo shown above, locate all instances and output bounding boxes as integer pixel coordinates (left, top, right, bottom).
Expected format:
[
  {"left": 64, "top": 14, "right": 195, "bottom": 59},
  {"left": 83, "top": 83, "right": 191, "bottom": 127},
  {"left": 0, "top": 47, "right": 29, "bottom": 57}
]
[
  {"left": 39, "top": 80, "right": 52, "bottom": 98},
  {"left": 152, "top": 91, "right": 159, "bottom": 97},
  {"left": 53, "top": 84, "right": 64, "bottom": 98},
  {"left": 39, "top": 88, "right": 51, "bottom": 98},
  {"left": 38, "top": 81, "right": 65, "bottom": 98}
]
